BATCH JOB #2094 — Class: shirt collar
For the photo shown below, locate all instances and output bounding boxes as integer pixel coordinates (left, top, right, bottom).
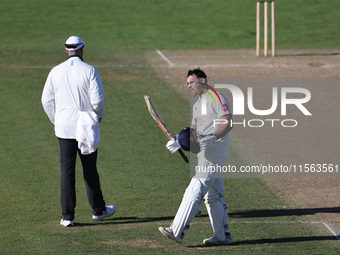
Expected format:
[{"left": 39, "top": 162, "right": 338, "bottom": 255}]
[{"left": 68, "top": 55, "right": 83, "bottom": 61}]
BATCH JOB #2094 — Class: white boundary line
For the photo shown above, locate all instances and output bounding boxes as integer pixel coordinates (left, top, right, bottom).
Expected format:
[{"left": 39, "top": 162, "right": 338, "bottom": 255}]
[
  {"left": 156, "top": 220, "right": 323, "bottom": 225},
  {"left": 22, "top": 63, "right": 340, "bottom": 69},
  {"left": 323, "top": 222, "right": 340, "bottom": 242},
  {"left": 24, "top": 66, "right": 55, "bottom": 68},
  {"left": 156, "top": 220, "right": 340, "bottom": 242},
  {"left": 156, "top": 49, "right": 175, "bottom": 67}
]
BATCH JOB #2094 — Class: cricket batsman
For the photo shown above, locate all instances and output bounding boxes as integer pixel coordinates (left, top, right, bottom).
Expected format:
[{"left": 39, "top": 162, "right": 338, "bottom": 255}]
[{"left": 159, "top": 69, "right": 233, "bottom": 245}]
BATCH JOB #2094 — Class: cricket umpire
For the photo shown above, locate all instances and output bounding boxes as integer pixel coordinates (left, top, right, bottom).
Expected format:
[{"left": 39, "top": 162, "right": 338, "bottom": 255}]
[
  {"left": 159, "top": 69, "right": 233, "bottom": 245},
  {"left": 41, "top": 36, "right": 115, "bottom": 227}
]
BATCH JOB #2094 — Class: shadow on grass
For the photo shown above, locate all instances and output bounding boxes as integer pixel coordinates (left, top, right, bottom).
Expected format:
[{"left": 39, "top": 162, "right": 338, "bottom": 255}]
[
  {"left": 73, "top": 206, "right": 340, "bottom": 226},
  {"left": 187, "top": 235, "right": 338, "bottom": 248},
  {"left": 229, "top": 207, "right": 340, "bottom": 218},
  {"left": 74, "top": 214, "right": 210, "bottom": 227},
  {"left": 278, "top": 52, "right": 340, "bottom": 57}
]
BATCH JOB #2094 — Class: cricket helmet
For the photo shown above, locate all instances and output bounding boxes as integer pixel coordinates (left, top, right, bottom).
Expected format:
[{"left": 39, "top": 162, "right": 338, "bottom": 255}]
[{"left": 178, "top": 127, "right": 200, "bottom": 154}]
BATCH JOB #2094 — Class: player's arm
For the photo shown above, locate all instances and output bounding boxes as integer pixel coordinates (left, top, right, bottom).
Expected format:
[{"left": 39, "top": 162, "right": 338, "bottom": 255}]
[
  {"left": 89, "top": 67, "right": 105, "bottom": 119},
  {"left": 213, "top": 114, "right": 233, "bottom": 139},
  {"left": 41, "top": 71, "right": 56, "bottom": 124},
  {"left": 199, "top": 114, "right": 232, "bottom": 150}
]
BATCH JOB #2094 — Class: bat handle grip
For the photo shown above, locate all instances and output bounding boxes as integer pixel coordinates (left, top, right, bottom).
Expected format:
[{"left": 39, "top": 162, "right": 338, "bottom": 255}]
[{"left": 178, "top": 149, "right": 189, "bottom": 163}]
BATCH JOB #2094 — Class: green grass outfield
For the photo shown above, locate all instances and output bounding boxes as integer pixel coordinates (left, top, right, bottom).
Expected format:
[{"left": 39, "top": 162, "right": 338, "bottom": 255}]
[{"left": 1, "top": 0, "right": 339, "bottom": 254}]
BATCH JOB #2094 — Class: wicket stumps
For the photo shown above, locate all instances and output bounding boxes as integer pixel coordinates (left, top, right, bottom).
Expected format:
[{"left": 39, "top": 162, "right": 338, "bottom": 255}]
[{"left": 256, "top": 1, "right": 275, "bottom": 57}]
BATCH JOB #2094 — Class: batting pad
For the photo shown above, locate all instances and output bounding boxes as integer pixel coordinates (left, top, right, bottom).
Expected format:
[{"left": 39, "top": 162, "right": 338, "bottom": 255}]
[
  {"left": 221, "top": 197, "right": 230, "bottom": 233},
  {"left": 204, "top": 186, "right": 229, "bottom": 241},
  {"left": 205, "top": 201, "right": 226, "bottom": 241},
  {"left": 172, "top": 197, "right": 201, "bottom": 237}
]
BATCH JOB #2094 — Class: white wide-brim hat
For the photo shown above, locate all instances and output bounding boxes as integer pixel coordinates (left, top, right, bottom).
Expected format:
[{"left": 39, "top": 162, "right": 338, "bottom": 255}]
[{"left": 65, "top": 36, "right": 86, "bottom": 51}]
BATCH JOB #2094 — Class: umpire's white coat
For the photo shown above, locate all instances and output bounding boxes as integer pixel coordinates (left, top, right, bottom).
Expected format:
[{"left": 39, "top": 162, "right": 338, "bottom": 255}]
[{"left": 41, "top": 56, "right": 105, "bottom": 139}]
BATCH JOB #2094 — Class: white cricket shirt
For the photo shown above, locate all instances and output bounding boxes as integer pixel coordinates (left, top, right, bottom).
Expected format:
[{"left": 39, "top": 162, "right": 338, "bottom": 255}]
[
  {"left": 41, "top": 56, "right": 105, "bottom": 139},
  {"left": 192, "top": 90, "right": 232, "bottom": 157}
]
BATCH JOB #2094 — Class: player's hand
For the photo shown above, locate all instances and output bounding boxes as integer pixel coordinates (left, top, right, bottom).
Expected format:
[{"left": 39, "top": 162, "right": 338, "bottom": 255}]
[
  {"left": 199, "top": 134, "right": 217, "bottom": 150},
  {"left": 166, "top": 139, "right": 181, "bottom": 153}
]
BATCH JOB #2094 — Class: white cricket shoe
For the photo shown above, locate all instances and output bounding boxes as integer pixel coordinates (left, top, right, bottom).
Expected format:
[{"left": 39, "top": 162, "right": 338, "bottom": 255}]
[
  {"left": 203, "top": 232, "right": 233, "bottom": 245},
  {"left": 60, "top": 219, "right": 74, "bottom": 227},
  {"left": 158, "top": 227, "right": 184, "bottom": 244},
  {"left": 92, "top": 205, "right": 116, "bottom": 221}
]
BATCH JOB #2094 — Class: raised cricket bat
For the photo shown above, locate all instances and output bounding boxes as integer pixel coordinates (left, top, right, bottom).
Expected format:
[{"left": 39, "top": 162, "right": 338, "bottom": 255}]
[{"left": 144, "top": 95, "right": 189, "bottom": 163}]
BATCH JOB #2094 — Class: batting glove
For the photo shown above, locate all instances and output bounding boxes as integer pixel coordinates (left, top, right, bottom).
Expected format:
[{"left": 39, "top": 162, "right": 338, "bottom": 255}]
[
  {"left": 166, "top": 139, "right": 181, "bottom": 153},
  {"left": 199, "top": 134, "right": 217, "bottom": 150}
]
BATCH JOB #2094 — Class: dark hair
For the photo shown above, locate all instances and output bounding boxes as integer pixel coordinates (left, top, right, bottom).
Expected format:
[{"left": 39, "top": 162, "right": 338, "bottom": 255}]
[{"left": 187, "top": 68, "right": 207, "bottom": 79}]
